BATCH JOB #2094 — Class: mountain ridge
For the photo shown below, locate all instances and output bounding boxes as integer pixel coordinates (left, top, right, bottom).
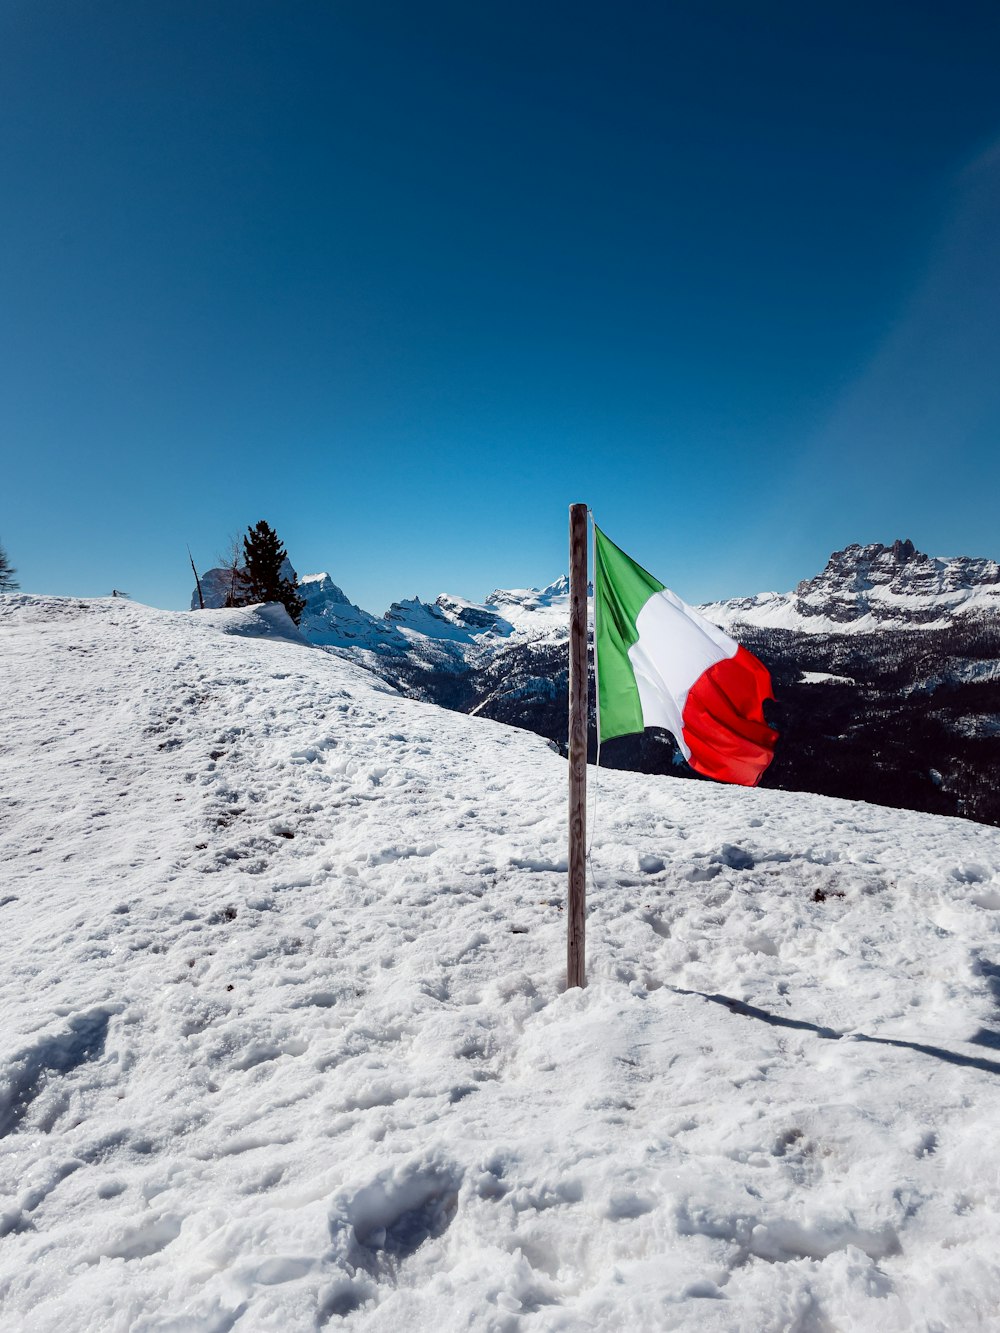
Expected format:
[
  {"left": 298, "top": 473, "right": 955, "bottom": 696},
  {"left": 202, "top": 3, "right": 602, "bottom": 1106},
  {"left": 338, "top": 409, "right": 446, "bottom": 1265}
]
[
  {"left": 194, "top": 539, "right": 1000, "bottom": 649},
  {"left": 705, "top": 540, "right": 1000, "bottom": 634}
]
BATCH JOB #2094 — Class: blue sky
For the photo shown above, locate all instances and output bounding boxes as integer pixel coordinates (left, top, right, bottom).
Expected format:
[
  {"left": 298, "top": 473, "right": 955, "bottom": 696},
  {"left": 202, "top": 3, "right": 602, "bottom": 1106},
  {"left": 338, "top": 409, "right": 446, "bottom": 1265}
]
[{"left": 4, "top": 1, "right": 1000, "bottom": 612}]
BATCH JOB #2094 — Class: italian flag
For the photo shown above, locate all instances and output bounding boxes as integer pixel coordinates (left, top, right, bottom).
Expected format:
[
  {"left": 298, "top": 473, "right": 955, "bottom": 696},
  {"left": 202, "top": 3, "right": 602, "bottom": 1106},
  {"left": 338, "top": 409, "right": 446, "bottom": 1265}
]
[{"left": 593, "top": 526, "right": 778, "bottom": 787}]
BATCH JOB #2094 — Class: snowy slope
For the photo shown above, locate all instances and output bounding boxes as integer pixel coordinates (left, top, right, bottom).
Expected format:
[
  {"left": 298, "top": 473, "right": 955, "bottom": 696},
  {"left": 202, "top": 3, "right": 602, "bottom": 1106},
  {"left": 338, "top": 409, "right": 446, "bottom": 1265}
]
[{"left": 4, "top": 595, "right": 1000, "bottom": 1330}]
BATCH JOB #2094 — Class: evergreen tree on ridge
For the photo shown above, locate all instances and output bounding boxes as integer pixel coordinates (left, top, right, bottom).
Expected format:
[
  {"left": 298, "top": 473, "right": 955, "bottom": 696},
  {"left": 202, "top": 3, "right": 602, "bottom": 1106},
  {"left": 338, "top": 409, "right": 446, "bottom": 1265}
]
[{"left": 241, "top": 520, "right": 305, "bottom": 625}]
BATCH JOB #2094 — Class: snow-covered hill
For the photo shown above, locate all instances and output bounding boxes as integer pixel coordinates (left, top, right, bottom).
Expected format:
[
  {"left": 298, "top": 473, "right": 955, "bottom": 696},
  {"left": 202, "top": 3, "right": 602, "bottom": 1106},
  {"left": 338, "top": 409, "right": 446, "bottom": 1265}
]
[{"left": 4, "top": 594, "right": 1000, "bottom": 1329}]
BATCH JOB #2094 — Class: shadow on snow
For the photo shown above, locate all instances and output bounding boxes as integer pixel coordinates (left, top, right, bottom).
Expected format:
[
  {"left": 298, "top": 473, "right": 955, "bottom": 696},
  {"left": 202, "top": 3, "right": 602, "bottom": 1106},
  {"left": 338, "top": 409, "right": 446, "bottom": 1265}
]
[{"left": 673, "top": 987, "right": 1000, "bottom": 1077}]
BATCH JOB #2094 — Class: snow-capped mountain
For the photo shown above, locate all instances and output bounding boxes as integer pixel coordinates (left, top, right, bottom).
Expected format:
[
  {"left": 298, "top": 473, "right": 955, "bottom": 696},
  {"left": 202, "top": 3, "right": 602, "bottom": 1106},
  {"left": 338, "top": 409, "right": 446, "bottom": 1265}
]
[
  {"left": 5, "top": 591, "right": 1000, "bottom": 1329},
  {"left": 299, "top": 573, "right": 574, "bottom": 657},
  {"left": 704, "top": 540, "right": 1000, "bottom": 634}
]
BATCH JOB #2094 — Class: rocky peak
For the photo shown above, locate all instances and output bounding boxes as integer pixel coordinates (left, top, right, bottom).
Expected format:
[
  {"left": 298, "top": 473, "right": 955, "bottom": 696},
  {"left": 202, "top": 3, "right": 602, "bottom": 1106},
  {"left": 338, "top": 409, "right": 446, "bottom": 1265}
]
[
  {"left": 384, "top": 596, "right": 447, "bottom": 625},
  {"left": 891, "top": 538, "right": 917, "bottom": 563},
  {"left": 800, "top": 541, "right": 999, "bottom": 596},
  {"left": 797, "top": 541, "right": 928, "bottom": 598},
  {"left": 790, "top": 540, "right": 1000, "bottom": 626},
  {"left": 434, "top": 594, "right": 511, "bottom": 633},
  {"left": 704, "top": 539, "right": 1000, "bottom": 634},
  {"left": 297, "top": 572, "right": 352, "bottom": 607}
]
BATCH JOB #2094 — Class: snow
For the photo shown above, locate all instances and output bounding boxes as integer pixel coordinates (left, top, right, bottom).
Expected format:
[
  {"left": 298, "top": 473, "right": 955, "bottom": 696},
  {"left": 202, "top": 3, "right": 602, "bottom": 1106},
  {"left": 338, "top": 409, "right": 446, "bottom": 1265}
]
[
  {"left": 4, "top": 593, "right": 1000, "bottom": 1330},
  {"left": 799, "top": 672, "right": 855, "bottom": 686},
  {"left": 197, "top": 539, "right": 999, "bottom": 672},
  {"left": 701, "top": 575, "right": 1000, "bottom": 636},
  {"left": 484, "top": 579, "right": 572, "bottom": 637},
  {"left": 704, "top": 599, "right": 964, "bottom": 636},
  {"left": 384, "top": 599, "right": 476, "bottom": 645}
]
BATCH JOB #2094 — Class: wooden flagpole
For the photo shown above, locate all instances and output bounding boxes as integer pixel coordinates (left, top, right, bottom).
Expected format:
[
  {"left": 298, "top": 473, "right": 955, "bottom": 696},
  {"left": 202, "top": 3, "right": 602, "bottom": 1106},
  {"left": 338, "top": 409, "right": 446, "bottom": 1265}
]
[{"left": 567, "top": 502, "right": 588, "bottom": 988}]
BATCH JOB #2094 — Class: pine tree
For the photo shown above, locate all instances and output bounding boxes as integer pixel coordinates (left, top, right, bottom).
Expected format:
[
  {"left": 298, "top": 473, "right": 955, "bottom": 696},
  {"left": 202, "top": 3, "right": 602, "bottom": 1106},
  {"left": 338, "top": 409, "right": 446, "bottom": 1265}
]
[
  {"left": 0, "top": 542, "right": 18, "bottom": 593},
  {"left": 240, "top": 520, "right": 305, "bottom": 625}
]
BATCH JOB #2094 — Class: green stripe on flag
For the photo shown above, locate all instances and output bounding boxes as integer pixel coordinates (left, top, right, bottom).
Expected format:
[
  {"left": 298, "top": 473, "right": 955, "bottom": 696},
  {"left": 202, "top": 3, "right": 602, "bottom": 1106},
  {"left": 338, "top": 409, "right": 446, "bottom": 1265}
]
[{"left": 594, "top": 526, "right": 665, "bottom": 743}]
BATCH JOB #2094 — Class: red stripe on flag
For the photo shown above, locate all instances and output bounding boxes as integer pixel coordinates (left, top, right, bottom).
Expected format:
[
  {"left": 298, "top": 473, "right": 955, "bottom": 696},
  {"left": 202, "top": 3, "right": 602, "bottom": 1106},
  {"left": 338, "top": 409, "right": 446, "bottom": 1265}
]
[{"left": 681, "top": 645, "right": 778, "bottom": 787}]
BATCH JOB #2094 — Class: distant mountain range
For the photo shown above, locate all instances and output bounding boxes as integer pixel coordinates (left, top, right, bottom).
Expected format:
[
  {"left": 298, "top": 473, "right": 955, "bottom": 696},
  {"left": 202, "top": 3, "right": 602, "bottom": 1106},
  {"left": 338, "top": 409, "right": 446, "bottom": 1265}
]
[
  {"left": 704, "top": 539, "right": 1000, "bottom": 632},
  {"left": 193, "top": 540, "right": 1000, "bottom": 826}
]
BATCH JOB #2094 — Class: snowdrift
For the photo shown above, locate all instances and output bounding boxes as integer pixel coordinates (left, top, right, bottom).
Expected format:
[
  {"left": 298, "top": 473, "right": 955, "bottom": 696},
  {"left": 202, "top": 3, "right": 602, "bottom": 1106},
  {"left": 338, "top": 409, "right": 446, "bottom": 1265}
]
[{"left": 3, "top": 594, "right": 1000, "bottom": 1330}]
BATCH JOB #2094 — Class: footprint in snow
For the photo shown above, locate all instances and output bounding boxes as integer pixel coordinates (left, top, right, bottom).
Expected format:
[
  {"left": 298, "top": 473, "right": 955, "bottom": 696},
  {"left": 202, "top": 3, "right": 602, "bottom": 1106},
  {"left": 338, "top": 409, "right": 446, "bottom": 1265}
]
[
  {"left": 327, "top": 1159, "right": 463, "bottom": 1283},
  {"left": 0, "top": 1004, "right": 121, "bottom": 1137}
]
